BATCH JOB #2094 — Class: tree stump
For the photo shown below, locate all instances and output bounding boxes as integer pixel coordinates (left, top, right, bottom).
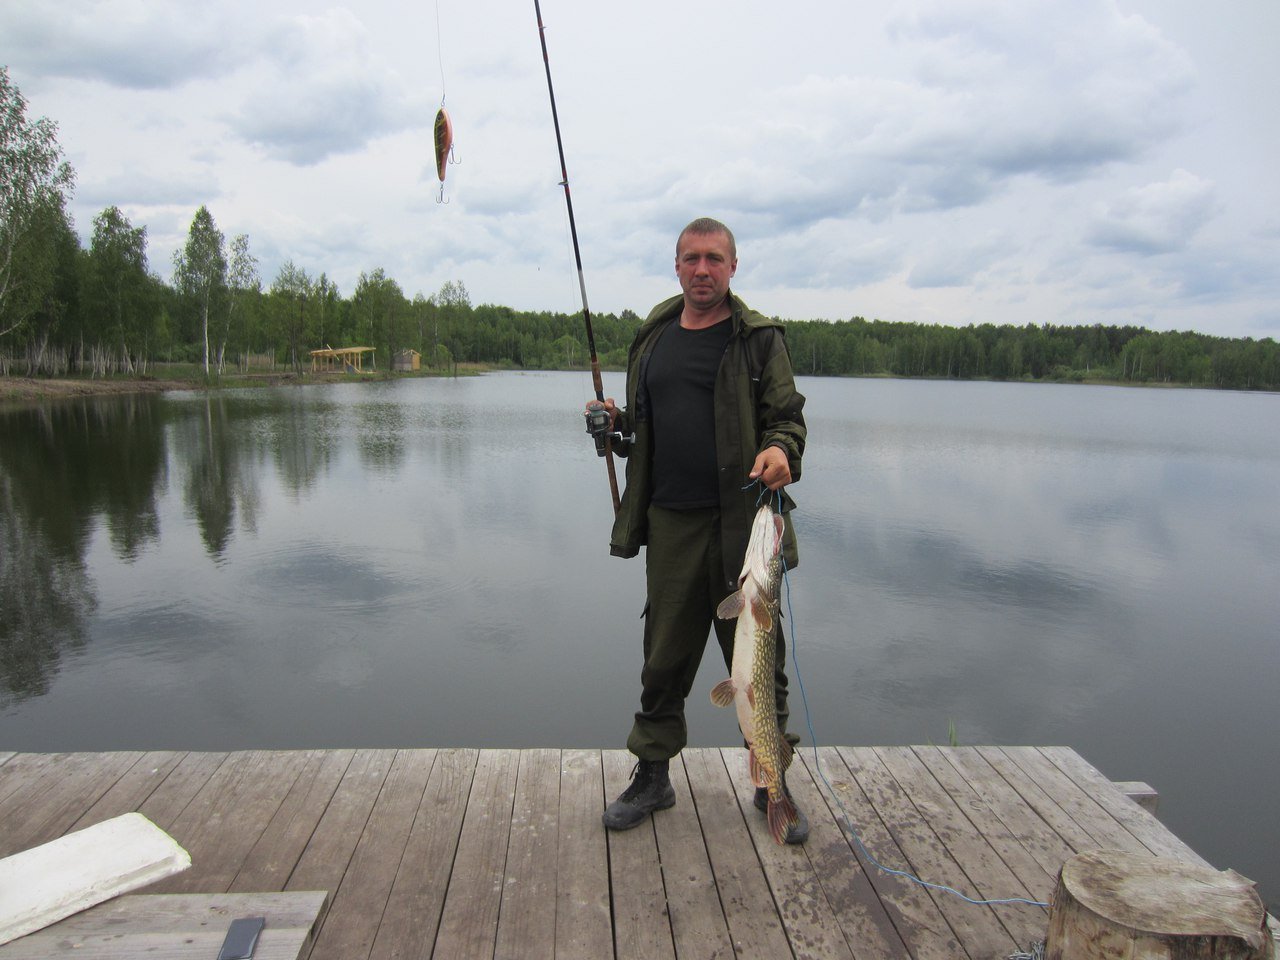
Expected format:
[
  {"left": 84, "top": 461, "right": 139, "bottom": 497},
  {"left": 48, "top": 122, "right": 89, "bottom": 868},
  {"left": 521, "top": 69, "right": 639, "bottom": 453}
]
[{"left": 1046, "top": 849, "right": 1273, "bottom": 960}]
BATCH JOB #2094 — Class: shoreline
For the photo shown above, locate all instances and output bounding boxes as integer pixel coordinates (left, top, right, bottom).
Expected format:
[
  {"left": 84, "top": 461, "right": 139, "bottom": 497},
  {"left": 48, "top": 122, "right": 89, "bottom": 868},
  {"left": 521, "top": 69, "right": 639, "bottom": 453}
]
[
  {"left": 1, "top": 369, "right": 1265, "bottom": 405},
  {"left": 1, "top": 376, "right": 205, "bottom": 403}
]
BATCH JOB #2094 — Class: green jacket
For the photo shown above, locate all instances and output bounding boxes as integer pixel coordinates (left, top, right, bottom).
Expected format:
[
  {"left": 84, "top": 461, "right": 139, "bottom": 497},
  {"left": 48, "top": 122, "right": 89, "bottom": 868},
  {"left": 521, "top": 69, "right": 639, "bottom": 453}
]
[{"left": 608, "top": 291, "right": 806, "bottom": 589}]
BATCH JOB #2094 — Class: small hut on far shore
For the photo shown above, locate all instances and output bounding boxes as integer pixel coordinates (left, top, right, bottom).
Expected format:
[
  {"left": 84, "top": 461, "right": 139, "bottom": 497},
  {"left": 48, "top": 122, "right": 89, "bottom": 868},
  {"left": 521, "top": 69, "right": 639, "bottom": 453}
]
[{"left": 392, "top": 349, "right": 421, "bottom": 372}]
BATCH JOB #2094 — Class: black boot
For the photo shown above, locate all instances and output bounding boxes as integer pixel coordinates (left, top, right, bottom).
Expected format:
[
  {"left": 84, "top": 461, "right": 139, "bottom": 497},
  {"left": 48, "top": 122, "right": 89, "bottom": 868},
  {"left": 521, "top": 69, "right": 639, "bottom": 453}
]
[
  {"left": 602, "top": 759, "right": 676, "bottom": 831},
  {"left": 753, "top": 777, "right": 810, "bottom": 845}
]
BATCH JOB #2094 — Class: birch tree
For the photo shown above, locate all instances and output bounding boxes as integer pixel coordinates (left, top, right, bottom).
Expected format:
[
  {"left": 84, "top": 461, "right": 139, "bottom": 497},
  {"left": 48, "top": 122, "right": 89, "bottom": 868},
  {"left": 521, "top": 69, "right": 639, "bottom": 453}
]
[
  {"left": 172, "top": 206, "right": 226, "bottom": 377},
  {"left": 220, "top": 233, "right": 259, "bottom": 373}
]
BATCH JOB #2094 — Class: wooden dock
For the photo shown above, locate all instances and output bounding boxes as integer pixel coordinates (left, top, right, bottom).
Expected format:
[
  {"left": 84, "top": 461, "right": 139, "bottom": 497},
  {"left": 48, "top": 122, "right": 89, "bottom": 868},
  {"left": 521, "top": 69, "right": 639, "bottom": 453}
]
[{"left": 0, "top": 746, "right": 1260, "bottom": 959}]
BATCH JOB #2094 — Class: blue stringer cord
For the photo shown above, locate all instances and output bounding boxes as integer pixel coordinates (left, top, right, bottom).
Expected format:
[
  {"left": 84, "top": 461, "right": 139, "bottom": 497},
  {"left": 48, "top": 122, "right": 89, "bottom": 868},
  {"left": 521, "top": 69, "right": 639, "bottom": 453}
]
[{"left": 757, "top": 484, "right": 1049, "bottom": 910}]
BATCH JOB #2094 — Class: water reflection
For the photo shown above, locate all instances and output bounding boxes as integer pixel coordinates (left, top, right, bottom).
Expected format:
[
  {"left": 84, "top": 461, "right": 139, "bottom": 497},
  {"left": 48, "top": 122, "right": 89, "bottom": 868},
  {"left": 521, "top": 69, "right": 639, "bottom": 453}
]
[{"left": 0, "top": 396, "right": 169, "bottom": 702}]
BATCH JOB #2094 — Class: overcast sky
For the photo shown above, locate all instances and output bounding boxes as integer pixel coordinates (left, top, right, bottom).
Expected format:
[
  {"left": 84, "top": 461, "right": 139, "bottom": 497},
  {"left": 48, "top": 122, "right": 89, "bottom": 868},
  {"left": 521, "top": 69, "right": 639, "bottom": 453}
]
[{"left": 4, "top": 0, "right": 1277, "bottom": 339}]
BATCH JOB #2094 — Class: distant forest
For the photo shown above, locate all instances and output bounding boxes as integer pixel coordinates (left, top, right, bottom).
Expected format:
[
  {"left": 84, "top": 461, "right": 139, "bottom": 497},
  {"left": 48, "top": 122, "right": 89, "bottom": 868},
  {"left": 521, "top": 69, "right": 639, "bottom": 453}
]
[{"left": 3, "top": 210, "right": 1278, "bottom": 392}]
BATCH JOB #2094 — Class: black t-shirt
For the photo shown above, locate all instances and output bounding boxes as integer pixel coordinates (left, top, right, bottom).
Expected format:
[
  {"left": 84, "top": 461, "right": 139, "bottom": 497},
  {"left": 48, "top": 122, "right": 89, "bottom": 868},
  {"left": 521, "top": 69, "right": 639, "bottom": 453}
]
[{"left": 644, "top": 318, "right": 732, "bottom": 508}]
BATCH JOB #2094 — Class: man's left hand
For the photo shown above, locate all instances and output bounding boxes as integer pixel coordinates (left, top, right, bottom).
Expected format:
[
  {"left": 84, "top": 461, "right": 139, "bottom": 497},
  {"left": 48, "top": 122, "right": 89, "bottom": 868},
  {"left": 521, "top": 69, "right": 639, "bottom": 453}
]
[{"left": 749, "top": 446, "right": 792, "bottom": 490}]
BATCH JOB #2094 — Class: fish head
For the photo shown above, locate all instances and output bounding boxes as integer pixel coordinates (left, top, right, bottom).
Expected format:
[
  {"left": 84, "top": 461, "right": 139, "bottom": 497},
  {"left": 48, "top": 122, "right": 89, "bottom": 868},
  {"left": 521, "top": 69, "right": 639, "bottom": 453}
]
[{"left": 743, "top": 505, "right": 784, "bottom": 587}]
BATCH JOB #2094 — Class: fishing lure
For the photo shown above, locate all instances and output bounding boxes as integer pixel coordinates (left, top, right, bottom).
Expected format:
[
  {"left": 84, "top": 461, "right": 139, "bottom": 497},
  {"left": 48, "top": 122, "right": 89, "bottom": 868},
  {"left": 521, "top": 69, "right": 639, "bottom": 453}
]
[{"left": 434, "top": 107, "right": 455, "bottom": 203}]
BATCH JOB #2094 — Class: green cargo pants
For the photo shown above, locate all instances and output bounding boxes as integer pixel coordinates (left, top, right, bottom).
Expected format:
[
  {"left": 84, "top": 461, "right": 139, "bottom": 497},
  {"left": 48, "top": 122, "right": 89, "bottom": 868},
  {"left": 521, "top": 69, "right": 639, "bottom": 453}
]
[{"left": 626, "top": 504, "right": 798, "bottom": 761}]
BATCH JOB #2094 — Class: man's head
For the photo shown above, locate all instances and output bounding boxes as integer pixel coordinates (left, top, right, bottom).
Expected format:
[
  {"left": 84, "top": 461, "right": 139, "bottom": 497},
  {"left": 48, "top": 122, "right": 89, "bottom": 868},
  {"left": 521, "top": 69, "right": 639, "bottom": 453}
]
[
  {"left": 676, "top": 217, "right": 737, "bottom": 261},
  {"left": 675, "top": 218, "right": 737, "bottom": 312}
]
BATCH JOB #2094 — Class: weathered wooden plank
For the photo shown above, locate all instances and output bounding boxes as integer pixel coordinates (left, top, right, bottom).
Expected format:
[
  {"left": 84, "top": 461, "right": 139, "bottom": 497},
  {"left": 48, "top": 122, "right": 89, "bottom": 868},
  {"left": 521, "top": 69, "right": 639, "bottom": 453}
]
[
  {"left": 973, "top": 746, "right": 1102, "bottom": 855},
  {"left": 1037, "top": 747, "right": 1211, "bottom": 866},
  {"left": 553, "top": 749, "right": 612, "bottom": 960},
  {"left": 603, "top": 749, "right": 675, "bottom": 960},
  {"left": 138, "top": 752, "right": 231, "bottom": 832},
  {"left": 1113, "top": 781, "right": 1160, "bottom": 814},
  {"left": 0, "top": 754, "right": 17, "bottom": 803},
  {"left": 230, "top": 749, "right": 355, "bottom": 894},
  {"left": 993, "top": 747, "right": 1147, "bottom": 855},
  {"left": 719, "top": 747, "right": 862, "bottom": 960},
  {"left": 840, "top": 746, "right": 1017, "bottom": 959},
  {"left": 283, "top": 747, "right": 397, "bottom": 922},
  {"left": 494, "top": 748, "right": 561, "bottom": 960},
  {"left": 681, "top": 747, "right": 793, "bottom": 960},
  {"left": 874, "top": 746, "right": 1047, "bottom": 948},
  {"left": 0, "top": 753, "right": 28, "bottom": 808},
  {"left": 0, "top": 891, "right": 328, "bottom": 960},
  {"left": 368, "top": 748, "right": 477, "bottom": 960},
  {"left": 72, "top": 752, "right": 188, "bottom": 830},
  {"left": 309, "top": 749, "right": 437, "bottom": 960},
  {"left": 928, "top": 747, "right": 1075, "bottom": 880},
  {"left": 788, "top": 750, "right": 913, "bottom": 960},
  {"left": 158, "top": 751, "right": 311, "bottom": 895},
  {"left": 818, "top": 748, "right": 964, "bottom": 960},
  {"left": 652, "top": 750, "right": 734, "bottom": 960},
  {"left": 0, "top": 752, "right": 144, "bottom": 856},
  {"left": 912, "top": 747, "right": 1058, "bottom": 902},
  {"left": 433, "top": 749, "right": 520, "bottom": 959}
]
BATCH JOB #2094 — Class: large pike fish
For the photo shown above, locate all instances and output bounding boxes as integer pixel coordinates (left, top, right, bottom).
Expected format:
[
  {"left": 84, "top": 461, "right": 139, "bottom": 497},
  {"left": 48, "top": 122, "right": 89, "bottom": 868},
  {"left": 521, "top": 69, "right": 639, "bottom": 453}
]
[{"left": 711, "top": 504, "right": 798, "bottom": 845}]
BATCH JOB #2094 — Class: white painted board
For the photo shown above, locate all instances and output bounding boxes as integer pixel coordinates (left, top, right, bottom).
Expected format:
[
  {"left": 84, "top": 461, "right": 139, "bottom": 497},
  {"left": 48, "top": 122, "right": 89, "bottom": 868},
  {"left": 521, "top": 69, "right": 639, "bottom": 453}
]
[{"left": 0, "top": 812, "right": 191, "bottom": 945}]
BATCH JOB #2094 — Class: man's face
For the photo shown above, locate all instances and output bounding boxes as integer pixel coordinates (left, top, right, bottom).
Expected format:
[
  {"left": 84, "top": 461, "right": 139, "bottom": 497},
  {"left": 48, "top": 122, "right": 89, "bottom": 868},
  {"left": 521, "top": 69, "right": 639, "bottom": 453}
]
[{"left": 675, "top": 230, "right": 737, "bottom": 311}]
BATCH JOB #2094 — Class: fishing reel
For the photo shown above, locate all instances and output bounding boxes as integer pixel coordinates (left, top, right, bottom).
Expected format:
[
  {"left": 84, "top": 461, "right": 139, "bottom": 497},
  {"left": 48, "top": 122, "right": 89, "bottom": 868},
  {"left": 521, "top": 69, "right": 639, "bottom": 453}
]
[{"left": 584, "top": 400, "right": 627, "bottom": 457}]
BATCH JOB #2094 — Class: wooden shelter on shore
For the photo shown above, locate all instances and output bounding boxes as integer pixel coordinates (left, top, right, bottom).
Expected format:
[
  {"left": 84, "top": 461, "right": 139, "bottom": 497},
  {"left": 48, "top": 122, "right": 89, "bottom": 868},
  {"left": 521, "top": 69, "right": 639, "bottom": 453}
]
[{"left": 309, "top": 347, "right": 375, "bottom": 374}]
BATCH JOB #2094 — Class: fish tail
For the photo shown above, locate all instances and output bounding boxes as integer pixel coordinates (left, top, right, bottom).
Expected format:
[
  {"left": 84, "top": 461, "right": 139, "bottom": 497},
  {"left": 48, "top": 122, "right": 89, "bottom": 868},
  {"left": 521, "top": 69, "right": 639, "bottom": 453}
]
[{"left": 767, "top": 793, "right": 800, "bottom": 846}]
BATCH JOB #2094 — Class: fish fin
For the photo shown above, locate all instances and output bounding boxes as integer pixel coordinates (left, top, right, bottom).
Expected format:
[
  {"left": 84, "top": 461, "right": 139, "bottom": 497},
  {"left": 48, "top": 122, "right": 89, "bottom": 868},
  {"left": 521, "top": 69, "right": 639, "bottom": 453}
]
[
  {"left": 779, "top": 739, "right": 794, "bottom": 772},
  {"left": 749, "top": 594, "right": 774, "bottom": 630},
  {"left": 716, "top": 590, "right": 745, "bottom": 620},
  {"left": 748, "top": 749, "right": 768, "bottom": 788},
  {"left": 710, "top": 679, "right": 736, "bottom": 708},
  {"left": 767, "top": 793, "right": 800, "bottom": 846},
  {"left": 745, "top": 682, "right": 755, "bottom": 709}
]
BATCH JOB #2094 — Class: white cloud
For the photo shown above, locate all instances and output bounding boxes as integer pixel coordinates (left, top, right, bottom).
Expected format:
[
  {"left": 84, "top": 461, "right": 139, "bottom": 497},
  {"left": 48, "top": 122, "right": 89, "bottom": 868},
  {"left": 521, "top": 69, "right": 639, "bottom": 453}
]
[
  {"left": 1, "top": 0, "right": 256, "bottom": 88},
  {"left": 225, "top": 10, "right": 427, "bottom": 164},
  {"left": 1088, "top": 170, "right": 1219, "bottom": 254}
]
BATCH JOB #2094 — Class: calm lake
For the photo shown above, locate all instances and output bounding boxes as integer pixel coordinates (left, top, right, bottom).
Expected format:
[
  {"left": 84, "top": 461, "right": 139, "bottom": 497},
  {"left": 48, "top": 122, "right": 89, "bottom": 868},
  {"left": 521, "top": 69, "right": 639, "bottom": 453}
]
[{"left": 2, "top": 372, "right": 1277, "bottom": 906}]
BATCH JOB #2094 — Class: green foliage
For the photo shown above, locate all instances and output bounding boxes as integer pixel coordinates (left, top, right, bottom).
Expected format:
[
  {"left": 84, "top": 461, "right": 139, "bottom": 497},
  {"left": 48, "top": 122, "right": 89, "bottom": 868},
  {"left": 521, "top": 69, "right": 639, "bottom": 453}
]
[
  {"left": 784, "top": 318, "right": 1278, "bottom": 390},
  {"left": 85, "top": 206, "right": 155, "bottom": 373},
  {"left": 0, "top": 67, "right": 77, "bottom": 340}
]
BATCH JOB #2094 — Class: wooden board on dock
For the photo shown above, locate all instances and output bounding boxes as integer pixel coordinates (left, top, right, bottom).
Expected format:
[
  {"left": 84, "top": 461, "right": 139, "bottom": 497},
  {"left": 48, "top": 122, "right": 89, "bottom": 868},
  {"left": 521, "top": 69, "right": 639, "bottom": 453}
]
[
  {"left": 0, "top": 890, "right": 327, "bottom": 960},
  {"left": 0, "top": 747, "right": 1260, "bottom": 959}
]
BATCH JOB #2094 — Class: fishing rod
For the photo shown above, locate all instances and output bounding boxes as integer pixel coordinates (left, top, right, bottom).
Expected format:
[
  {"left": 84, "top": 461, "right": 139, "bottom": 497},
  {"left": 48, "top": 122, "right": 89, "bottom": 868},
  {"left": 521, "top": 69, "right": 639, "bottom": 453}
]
[{"left": 533, "top": 0, "right": 621, "bottom": 515}]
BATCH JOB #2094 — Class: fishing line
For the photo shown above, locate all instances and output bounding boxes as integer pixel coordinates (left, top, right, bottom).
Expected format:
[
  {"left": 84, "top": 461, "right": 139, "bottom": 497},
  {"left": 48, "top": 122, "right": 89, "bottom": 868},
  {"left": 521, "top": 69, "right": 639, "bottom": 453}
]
[
  {"left": 434, "top": 0, "right": 447, "bottom": 106},
  {"left": 432, "top": 0, "right": 458, "bottom": 203},
  {"left": 755, "top": 483, "right": 1050, "bottom": 910}
]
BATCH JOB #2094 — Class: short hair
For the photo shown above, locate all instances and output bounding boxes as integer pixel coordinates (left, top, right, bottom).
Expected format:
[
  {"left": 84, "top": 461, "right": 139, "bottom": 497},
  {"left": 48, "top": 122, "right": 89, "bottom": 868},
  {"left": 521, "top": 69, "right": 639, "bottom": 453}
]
[{"left": 677, "top": 217, "right": 737, "bottom": 260}]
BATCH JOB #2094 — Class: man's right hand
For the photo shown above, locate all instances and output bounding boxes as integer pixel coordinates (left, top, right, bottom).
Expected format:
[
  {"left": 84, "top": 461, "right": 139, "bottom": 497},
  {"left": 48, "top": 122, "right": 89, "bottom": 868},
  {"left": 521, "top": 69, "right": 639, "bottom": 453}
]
[{"left": 584, "top": 398, "right": 618, "bottom": 429}]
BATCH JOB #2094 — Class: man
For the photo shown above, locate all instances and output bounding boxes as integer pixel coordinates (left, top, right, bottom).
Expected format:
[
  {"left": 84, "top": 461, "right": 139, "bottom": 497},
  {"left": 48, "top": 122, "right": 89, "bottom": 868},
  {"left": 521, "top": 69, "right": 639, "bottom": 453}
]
[{"left": 591, "top": 217, "right": 809, "bottom": 843}]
